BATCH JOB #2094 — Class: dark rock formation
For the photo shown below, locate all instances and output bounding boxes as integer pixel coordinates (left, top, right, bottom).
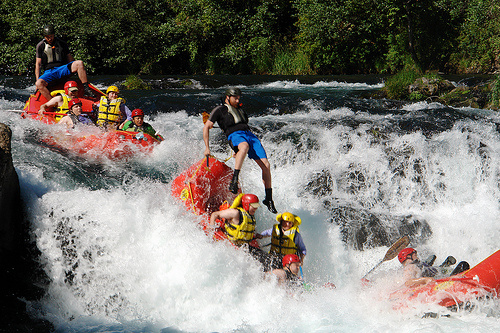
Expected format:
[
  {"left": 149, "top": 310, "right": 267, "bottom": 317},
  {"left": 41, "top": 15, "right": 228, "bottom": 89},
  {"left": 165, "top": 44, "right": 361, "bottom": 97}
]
[
  {"left": 407, "top": 76, "right": 495, "bottom": 110},
  {"left": 303, "top": 168, "right": 433, "bottom": 251},
  {"left": 327, "top": 204, "right": 432, "bottom": 251},
  {"left": 408, "top": 77, "right": 455, "bottom": 97},
  {"left": 0, "top": 123, "right": 52, "bottom": 332}
]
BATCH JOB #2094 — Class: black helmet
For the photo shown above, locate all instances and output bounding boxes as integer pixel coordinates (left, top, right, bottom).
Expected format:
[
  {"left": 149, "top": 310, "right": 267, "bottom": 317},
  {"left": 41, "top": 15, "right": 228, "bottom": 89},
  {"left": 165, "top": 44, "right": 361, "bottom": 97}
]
[
  {"left": 42, "top": 24, "right": 55, "bottom": 36},
  {"left": 225, "top": 87, "right": 242, "bottom": 97}
]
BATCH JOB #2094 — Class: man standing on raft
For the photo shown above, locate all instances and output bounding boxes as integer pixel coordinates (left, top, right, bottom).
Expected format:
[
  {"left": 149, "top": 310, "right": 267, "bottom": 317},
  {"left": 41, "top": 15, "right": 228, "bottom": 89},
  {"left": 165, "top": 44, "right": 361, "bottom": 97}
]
[
  {"left": 35, "top": 24, "right": 94, "bottom": 101},
  {"left": 203, "top": 87, "right": 277, "bottom": 213}
]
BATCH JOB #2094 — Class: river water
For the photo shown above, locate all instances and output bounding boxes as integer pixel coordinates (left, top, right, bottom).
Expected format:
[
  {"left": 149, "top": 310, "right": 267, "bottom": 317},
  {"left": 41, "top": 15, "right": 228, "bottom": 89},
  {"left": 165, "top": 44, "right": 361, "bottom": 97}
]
[{"left": 2, "top": 74, "right": 500, "bottom": 332}]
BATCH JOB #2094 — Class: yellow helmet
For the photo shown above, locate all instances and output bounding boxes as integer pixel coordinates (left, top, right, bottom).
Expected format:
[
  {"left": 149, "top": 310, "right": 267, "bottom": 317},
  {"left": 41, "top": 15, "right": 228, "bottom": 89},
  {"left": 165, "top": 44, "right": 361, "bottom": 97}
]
[
  {"left": 106, "top": 85, "right": 119, "bottom": 94},
  {"left": 277, "top": 212, "right": 301, "bottom": 226}
]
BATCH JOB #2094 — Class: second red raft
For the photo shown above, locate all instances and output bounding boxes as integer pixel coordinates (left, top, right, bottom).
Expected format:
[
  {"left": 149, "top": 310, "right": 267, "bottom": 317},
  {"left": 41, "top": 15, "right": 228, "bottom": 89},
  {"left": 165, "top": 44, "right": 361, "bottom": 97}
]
[{"left": 171, "top": 156, "right": 259, "bottom": 247}]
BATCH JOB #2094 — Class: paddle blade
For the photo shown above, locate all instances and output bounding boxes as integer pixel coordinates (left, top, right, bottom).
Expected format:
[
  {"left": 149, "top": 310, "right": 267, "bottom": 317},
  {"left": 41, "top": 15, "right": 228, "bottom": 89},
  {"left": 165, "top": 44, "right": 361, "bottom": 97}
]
[{"left": 382, "top": 235, "right": 410, "bottom": 261}]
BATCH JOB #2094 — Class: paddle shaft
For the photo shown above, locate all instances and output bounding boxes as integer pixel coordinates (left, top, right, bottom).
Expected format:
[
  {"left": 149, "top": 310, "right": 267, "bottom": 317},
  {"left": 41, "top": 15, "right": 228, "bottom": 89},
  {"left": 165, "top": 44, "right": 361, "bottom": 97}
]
[
  {"left": 362, "top": 260, "right": 384, "bottom": 279},
  {"left": 299, "top": 266, "right": 307, "bottom": 287},
  {"left": 362, "top": 235, "right": 410, "bottom": 280}
]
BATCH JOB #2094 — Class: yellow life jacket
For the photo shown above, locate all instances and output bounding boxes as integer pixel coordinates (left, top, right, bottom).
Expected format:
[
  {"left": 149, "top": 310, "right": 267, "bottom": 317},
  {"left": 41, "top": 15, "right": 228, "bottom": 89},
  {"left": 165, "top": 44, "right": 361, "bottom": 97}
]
[
  {"left": 97, "top": 96, "right": 124, "bottom": 127},
  {"left": 270, "top": 224, "right": 299, "bottom": 255},
  {"left": 225, "top": 207, "right": 256, "bottom": 246},
  {"left": 49, "top": 90, "right": 70, "bottom": 122}
]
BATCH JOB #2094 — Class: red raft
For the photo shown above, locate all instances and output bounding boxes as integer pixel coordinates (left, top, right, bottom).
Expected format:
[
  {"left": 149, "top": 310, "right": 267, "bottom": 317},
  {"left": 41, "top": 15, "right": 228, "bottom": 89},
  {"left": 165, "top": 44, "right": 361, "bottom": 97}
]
[
  {"left": 21, "top": 80, "right": 103, "bottom": 124},
  {"left": 171, "top": 156, "right": 260, "bottom": 247},
  {"left": 21, "top": 79, "right": 161, "bottom": 160},
  {"left": 42, "top": 129, "right": 161, "bottom": 161},
  {"left": 389, "top": 250, "right": 500, "bottom": 309}
]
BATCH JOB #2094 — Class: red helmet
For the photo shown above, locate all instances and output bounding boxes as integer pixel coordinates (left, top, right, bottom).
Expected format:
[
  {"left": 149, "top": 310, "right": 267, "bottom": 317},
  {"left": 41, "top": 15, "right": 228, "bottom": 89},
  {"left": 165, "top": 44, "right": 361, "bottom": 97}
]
[
  {"left": 241, "top": 193, "right": 259, "bottom": 211},
  {"left": 132, "top": 109, "right": 144, "bottom": 117},
  {"left": 398, "top": 248, "right": 416, "bottom": 263},
  {"left": 282, "top": 254, "right": 301, "bottom": 267},
  {"left": 68, "top": 98, "right": 82, "bottom": 110},
  {"left": 64, "top": 81, "right": 79, "bottom": 94}
]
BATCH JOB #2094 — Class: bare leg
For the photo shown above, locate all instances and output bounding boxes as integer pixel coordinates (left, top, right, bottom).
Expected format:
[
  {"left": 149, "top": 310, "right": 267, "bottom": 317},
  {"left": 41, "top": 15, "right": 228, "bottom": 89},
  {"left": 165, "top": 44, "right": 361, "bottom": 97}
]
[
  {"left": 254, "top": 158, "right": 272, "bottom": 189},
  {"left": 71, "top": 60, "right": 88, "bottom": 83},
  {"left": 35, "top": 79, "right": 51, "bottom": 101},
  {"left": 234, "top": 142, "right": 249, "bottom": 170}
]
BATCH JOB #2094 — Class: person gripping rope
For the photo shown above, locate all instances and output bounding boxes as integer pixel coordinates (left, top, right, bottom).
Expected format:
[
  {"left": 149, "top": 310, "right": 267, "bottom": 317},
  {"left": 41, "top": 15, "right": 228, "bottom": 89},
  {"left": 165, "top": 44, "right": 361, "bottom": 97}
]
[
  {"left": 203, "top": 87, "right": 277, "bottom": 213},
  {"left": 209, "top": 193, "right": 274, "bottom": 264},
  {"left": 38, "top": 80, "right": 80, "bottom": 120},
  {"left": 210, "top": 193, "right": 263, "bottom": 247}
]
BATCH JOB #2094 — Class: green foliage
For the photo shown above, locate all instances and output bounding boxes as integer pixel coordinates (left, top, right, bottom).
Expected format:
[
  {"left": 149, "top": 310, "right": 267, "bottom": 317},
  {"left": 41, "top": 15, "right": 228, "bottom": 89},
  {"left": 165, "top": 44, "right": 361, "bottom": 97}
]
[
  {"left": 384, "top": 68, "right": 421, "bottom": 100},
  {"left": 123, "top": 75, "right": 150, "bottom": 90},
  {"left": 451, "top": 0, "right": 500, "bottom": 72},
  {"left": 272, "top": 47, "right": 312, "bottom": 75},
  {"left": 0, "top": 0, "right": 498, "bottom": 76},
  {"left": 408, "top": 91, "right": 425, "bottom": 101},
  {"left": 491, "top": 75, "right": 500, "bottom": 108},
  {"left": 293, "top": 0, "right": 390, "bottom": 74}
]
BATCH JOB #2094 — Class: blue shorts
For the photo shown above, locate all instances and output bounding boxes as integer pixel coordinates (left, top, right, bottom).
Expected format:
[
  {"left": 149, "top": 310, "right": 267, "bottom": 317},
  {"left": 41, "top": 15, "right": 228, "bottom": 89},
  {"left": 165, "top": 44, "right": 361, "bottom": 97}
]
[
  {"left": 39, "top": 62, "right": 73, "bottom": 84},
  {"left": 228, "top": 130, "right": 267, "bottom": 160}
]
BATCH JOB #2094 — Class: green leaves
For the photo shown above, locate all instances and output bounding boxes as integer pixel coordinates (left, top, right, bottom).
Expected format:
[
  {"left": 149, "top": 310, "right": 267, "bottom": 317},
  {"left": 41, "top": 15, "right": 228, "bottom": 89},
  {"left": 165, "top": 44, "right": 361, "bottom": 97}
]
[{"left": 0, "top": 0, "right": 498, "bottom": 75}]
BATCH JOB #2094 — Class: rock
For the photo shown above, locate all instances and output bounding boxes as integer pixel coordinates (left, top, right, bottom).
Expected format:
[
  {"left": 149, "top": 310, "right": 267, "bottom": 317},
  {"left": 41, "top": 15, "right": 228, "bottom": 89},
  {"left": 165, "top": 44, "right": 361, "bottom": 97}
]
[
  {"left": 327, "top": 204, "right": 432, "bottom": 251},
  {"left": 0, "top": 123, "right": 21, "bottom": 254},
  {"left": 303, "top": 167, "right": 433, "bottom": 251},
  {"left": 438, "top": 85, "right": 490, "bottom": 109},
  {"left": 0, "top": 123, "right": 53, "bottom": 332},
  {"left": 408, "top": 77, "right": 455, "bottom": 97}
]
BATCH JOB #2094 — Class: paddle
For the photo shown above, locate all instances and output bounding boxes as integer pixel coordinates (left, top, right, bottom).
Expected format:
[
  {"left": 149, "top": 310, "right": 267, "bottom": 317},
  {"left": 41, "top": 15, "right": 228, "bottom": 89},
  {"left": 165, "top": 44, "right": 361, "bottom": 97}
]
[
  {"left": 362, "top": 235, "right": 410, "bottom": 280},
  {"left": 299, "top": 265, "right": 315, "bottom": 291},
  {"left": 204, "top": 154, "right": 212, "bottom": 172},
  {"left": 21, "top": 110, "right": 68, "bottom": 116}
]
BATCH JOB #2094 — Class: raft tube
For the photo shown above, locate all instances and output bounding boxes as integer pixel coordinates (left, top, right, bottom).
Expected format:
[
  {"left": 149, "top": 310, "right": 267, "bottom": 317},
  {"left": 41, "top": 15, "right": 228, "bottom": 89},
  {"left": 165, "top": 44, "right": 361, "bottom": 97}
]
[
  {"left": 42, "top": 130, "right": 160, "bottom": 160},
  {"left": 390, "top": 249, "right": 500, "bottom": 309}
]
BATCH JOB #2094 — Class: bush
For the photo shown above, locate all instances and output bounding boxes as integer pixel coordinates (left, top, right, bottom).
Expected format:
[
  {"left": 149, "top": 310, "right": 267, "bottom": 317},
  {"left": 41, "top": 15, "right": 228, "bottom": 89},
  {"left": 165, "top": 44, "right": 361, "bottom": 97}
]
[
  {"left": 490, "top": 75, "right": 500, "bottom": 108},
  {"left": 272, "top": 47, "right": 313, "bottom": 75},
  {"left": 123, "top": 75, "right": 150, "bottom": 90},
  {"left": 384, "top": 68, "right": 422, "bottom": 100}
]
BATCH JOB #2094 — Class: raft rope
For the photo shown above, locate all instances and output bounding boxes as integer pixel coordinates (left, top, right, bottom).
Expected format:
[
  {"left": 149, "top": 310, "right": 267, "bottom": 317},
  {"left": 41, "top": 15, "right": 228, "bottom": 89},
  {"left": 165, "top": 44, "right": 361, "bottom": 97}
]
[
  {"left": 185, "top": 156, "right": 214, "bottom": 215},
  {"left": 184, "top": 154, "right": 234, "bottom": 215}
]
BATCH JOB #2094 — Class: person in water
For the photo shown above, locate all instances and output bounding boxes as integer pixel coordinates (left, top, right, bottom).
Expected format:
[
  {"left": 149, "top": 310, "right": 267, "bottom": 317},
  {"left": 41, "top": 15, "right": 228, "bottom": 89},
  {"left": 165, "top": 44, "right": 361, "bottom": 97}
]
[
  {"left": 398, "top": 247, "right": 470, "bottom": 288},
  {"left": 268, "top": 254, "right": 304, "bottom": 287},
  {"left": 95, "top": 85, "right": 132, "bottom": 130},
  {"left": 58, "top": 98, "right": 93, "bottom": 129},
  {"left": 120, "top": 109, "right": 164, "bottom": 141},
  {"left": 260, "top": 212, "right": 307, "bottom": 269},
  {"left": 38, "top": 80, "right": 80, "bottom": 119},
  {"left": 35, "top": 24, "right": 94, "bottom": 102},
  {"left": 203, "top": 87, "right": 277, "bottom": 214}
]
